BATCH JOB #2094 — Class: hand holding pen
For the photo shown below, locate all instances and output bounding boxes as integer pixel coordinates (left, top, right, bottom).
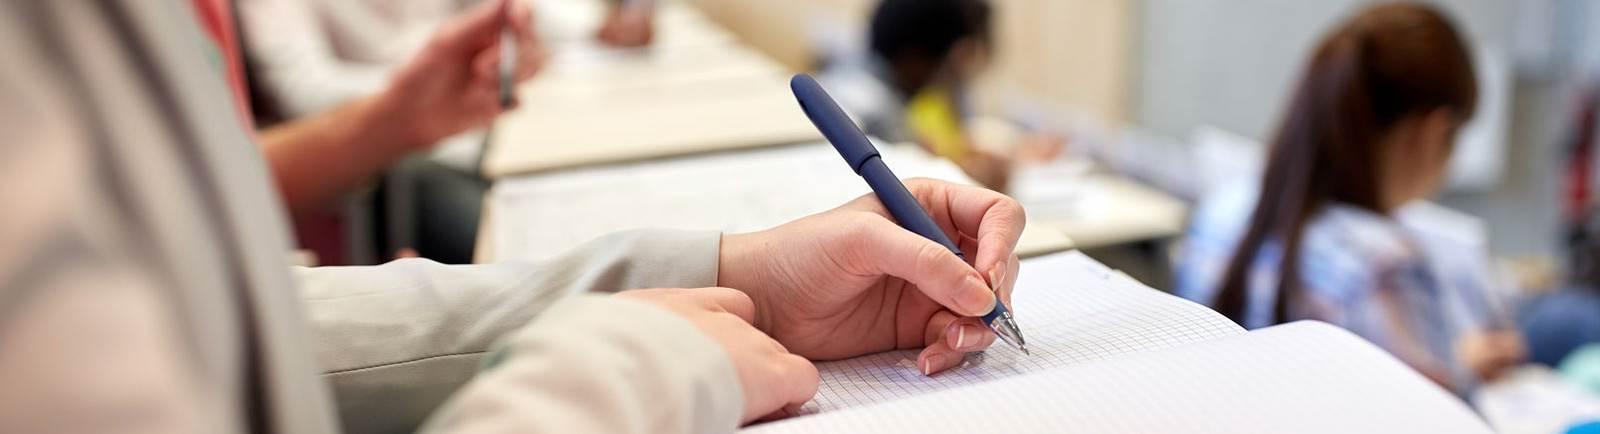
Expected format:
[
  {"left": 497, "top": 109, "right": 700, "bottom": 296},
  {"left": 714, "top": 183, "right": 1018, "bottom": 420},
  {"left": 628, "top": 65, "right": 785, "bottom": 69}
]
[
  {"left": 380, "top": 0, "right": 546, "bottom": 148},
  {"left": 717, "top": 176, "right": 1026, "bottom": 375},
  {"left": 493, "top": 0, "right": 549, "bottom": 109}
]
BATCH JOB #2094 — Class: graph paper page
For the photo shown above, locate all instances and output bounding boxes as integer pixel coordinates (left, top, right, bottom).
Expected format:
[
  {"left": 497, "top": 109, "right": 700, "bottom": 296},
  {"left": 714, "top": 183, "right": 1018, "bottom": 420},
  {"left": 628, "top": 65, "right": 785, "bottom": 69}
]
[
  {"left": 797, "top": 250, "right": 1244, "bottom": 414},
  {"left": 744, "top": 322, "right": 1490, "bottom": 434}
]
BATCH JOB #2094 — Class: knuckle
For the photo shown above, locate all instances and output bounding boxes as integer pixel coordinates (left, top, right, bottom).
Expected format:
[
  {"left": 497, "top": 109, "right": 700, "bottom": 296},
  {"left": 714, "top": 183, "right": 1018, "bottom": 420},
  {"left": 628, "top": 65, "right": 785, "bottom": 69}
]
[
  {"left": 843, "top": 213, "right": 885, "bottom": 237},
  {"left": 711, "top": 286, "right": 755, "bottom": 306},
  {"left": 914, "top": 241, "right": 951, "bottom": 272},
  {"left": 903, "top": 177, "right": 938, "bottom": 189},
  {"left": 766, "top": 359, "right": 791, "bottom": 379},
  {"left": 1000, "top": 195, "right": 1026, "bottom": 222},
  {"left": 714, "top": 311, "right": 746, "bottom": 327},
  {"left": 766, "top": 336, "right": 791, "bottom": 355}
]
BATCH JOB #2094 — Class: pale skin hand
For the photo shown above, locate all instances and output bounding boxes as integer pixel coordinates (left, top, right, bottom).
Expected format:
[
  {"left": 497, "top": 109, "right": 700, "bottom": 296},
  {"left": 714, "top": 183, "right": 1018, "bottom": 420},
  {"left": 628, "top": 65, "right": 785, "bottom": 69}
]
[
  {"left": 595, "top": 2, "right": 655, "bottom": 48},
  {"left": 1456, "top": 330, "right": 1526, "bottom": 383},
  {"left": 718, "top": 179, "right": 1024, "bottom": 376},
  {"left": 260, "top": 0, "right": 547, "bottom": 215},
  {"left": 380, "top": 0, "right": 547, "bottom": 148},
  {"left": 613, "top": 288, "right": 819, "bottom": 423}
]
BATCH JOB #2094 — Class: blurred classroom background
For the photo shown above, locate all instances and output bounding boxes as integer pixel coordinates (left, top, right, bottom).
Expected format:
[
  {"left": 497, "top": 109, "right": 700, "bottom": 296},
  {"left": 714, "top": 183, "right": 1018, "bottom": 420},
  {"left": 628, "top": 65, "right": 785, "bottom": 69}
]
[
  {"left": 667, "top": 0, "right": 1540, "bottom": 279},
  {"left": 703, "top": 0, "right": 1584, "bottom": 274}
]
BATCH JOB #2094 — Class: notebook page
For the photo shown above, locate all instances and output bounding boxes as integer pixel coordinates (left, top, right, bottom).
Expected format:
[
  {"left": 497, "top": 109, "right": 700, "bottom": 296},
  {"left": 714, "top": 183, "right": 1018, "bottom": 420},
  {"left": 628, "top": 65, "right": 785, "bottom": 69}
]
[
  {"left": 800, "top": 250, "right": 1242, "bottom": 413},
  {"left": 747, "top": 322, "right": 1492, "bottom": 434}
]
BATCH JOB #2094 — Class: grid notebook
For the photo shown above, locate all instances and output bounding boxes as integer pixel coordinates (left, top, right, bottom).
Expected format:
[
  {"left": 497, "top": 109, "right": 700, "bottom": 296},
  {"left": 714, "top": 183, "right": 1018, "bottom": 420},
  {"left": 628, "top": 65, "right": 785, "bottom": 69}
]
[
  {"left": 741, "top": 251, "right": 1492, "bottom": 434},
  {"left": 746, "top": 322, "right": 1490, "bottom": 434},
  {"left": 802, "top": 250, "right": 1243, "bottom": 413}
]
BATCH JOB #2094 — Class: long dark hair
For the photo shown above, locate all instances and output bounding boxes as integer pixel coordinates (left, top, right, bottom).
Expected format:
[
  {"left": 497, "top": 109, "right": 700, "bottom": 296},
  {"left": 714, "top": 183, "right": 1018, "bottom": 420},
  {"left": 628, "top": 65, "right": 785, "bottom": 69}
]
[{"left": 1215, "top": 3, "right": 1478, "bottom": 325}]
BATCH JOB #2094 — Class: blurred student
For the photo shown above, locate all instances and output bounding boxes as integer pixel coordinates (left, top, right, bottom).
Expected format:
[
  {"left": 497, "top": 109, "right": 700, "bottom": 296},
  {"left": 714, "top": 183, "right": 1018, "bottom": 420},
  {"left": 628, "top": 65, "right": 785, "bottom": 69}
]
[
  {"left": 819, "top": 0, "right": 1020, "bottom": 190},
  {"left": 0, "top": 1, "right": 1022, "bottom": 433},
  {"left": 237, "top": 0, "right": 655, "bottom": 264},
  {"left": 1520, "top": 88, "right": 1600, "bottom": 368},
  {"left": 1174, "top": 3, "right": 1523, "bottom": 391}
]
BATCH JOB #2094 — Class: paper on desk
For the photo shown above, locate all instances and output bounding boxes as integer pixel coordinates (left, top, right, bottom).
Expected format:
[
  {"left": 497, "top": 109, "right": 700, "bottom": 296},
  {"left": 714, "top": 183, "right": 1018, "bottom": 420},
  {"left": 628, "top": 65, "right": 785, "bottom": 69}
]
[
  {"left": 490, "top": 144, "right": 973, "bottom": 262},
  {"left": 797, "top": 250, "right": 1243, "bottom": 413},
  {"left": 1473, "top": 366, "right": 1600, "bottom": 434}
]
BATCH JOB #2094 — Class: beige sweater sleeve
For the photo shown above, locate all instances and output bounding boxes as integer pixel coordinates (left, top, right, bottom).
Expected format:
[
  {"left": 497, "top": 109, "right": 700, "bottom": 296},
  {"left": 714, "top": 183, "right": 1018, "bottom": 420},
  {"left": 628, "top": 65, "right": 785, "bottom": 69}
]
[
  {"left": 298, "top": 229, "right": 740, "bottom": 434},
  {"left": 420, "top": 295, "right": 744, "bottom": 434}
]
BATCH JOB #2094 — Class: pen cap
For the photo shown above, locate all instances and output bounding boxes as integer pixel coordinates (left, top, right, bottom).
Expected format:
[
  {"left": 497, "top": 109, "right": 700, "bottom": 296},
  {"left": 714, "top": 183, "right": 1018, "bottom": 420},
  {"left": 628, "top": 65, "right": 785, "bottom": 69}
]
[{"left": 790, "top": 74, "right": 880, "bottom": 173}]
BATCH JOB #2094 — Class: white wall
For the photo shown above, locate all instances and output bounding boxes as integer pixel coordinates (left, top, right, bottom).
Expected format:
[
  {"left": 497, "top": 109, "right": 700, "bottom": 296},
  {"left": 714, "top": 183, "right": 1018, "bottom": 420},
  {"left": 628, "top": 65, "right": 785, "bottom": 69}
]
[{"left": 1134, "top": 0, "right": 1515, "bottom": 191}]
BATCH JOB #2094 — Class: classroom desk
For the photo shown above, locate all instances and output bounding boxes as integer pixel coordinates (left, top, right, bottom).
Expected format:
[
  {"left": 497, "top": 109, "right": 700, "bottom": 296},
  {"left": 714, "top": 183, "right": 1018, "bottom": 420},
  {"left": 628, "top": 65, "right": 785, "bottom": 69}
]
[
  {"left": 484, "top": 73, "right": 820, "bottom": 177},
  {"left": 483, "top": 1, "right": 820, "bottom": 178},
  {"left": 476, "top": 142, "right": 1075, "bottom": 264},
  {"left": 538, "top": 0, "right": 734, "bottom": 50},
  {"left": 1012, "top": 164, "right": 1189, "bottom": 250}
]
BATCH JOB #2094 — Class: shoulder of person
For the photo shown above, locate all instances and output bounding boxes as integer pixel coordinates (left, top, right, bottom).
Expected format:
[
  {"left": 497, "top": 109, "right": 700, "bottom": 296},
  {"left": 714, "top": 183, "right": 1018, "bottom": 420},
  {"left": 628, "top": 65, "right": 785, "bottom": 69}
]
[{"left": 1299, "top": 203, "right": 1428, "bottom": 297}]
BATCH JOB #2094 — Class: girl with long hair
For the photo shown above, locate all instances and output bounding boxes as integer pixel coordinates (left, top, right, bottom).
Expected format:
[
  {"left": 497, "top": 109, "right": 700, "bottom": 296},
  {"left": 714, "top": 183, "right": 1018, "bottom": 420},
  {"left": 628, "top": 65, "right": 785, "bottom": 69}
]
[{"left": 1175, "top": 3, "right": 1523, "bottom": 390}]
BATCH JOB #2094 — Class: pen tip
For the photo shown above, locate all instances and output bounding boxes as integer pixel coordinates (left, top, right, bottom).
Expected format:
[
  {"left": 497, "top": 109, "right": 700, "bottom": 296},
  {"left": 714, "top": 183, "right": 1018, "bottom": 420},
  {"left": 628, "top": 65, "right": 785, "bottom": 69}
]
[{"left": 1020, "top": 345, "right": 1030, "bottom": 356}]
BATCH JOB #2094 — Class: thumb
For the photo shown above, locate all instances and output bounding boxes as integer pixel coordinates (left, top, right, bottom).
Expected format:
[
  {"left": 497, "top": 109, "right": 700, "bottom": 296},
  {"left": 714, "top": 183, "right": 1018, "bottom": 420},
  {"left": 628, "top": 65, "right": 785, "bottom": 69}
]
[{"left": 844, "top": 216, "right": 995, "bottom": 316}]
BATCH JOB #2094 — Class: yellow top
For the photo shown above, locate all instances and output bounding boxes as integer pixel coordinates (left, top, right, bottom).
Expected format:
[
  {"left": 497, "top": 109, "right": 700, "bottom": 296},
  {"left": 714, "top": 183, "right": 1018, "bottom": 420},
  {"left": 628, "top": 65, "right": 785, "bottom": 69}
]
[{"left": 904, "top": 86, "right": 970, "bottom": 162}]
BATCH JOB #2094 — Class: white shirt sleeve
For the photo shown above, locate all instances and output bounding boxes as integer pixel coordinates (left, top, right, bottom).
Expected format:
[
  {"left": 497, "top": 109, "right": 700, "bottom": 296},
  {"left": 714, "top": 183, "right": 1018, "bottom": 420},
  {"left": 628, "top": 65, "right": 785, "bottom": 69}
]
[{"left": 236, "top": 0, "right": 396, "bottom": 118}]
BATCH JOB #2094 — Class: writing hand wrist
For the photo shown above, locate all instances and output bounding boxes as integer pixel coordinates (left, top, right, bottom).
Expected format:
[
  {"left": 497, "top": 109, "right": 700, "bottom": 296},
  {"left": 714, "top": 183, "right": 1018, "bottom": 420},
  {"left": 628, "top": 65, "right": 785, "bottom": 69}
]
[
  {"left": 364, "top": 88, "right": 437, "bottom": 153},
  {"left": 709, "top": 179, "right": 1023, "bottom": 373},
  {"left": 716, "top": 232, "right": 777, "bottom": 334}
]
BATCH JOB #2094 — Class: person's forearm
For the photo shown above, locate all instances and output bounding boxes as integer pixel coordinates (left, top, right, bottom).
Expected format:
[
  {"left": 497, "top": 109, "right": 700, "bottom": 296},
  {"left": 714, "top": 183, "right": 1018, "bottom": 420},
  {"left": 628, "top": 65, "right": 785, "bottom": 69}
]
[
  {"left": 418, "top": 295, "right": 743, "bottom": 434},
  {"left": 300, "top": 229, "right": 721, "bottom": 434},
  {"left": 259, "top": 92, "right": 422, "bottom": 216}
]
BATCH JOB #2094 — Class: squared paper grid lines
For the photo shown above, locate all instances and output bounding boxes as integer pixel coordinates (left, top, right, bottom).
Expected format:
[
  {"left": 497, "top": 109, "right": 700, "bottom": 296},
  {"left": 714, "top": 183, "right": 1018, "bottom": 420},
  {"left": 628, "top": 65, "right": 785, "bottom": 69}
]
[{"left": 803, "top": 251, "right": 1244, "bottom": 413}]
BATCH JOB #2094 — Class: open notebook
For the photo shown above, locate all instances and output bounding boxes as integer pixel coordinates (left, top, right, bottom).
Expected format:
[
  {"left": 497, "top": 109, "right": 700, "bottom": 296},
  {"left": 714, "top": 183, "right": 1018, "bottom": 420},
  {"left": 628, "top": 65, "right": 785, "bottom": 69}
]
[{"left": 742, "top": 251, "right": 1492, "bottom": 433}]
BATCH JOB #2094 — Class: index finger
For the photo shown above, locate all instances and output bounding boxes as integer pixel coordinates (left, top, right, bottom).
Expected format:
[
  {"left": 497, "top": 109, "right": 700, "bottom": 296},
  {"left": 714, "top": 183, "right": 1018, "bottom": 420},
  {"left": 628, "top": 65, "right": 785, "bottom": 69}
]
[
  {"left": 509, "top": 0, "right": 548, "bottom": 80},
  {"left": 906, "top": 179, "right": 1025, "bottom": 279}
]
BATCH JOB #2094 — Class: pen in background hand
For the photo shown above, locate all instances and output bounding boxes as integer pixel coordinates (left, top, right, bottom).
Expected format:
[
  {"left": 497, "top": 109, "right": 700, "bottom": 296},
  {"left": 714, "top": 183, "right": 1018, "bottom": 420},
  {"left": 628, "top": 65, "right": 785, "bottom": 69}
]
[
  {"left": 498, "top": 0, "right": 516, "bottom": 109},
  {"left": 788, "top": 73, "right": 1030, "bottom": 355}
]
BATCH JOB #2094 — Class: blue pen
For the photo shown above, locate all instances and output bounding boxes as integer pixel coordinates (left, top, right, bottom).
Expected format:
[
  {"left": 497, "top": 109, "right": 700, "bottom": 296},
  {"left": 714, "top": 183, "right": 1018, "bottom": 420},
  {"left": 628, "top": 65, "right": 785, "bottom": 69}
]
[{"left": 789, "top": 74, "right": 1029, "bottom": 355}]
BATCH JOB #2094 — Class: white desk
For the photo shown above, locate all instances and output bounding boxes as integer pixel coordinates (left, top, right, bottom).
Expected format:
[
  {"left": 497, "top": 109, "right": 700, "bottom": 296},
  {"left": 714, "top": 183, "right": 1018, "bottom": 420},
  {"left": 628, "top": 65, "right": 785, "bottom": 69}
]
[
  {"left": 477, "top": 143, "right": 1075, "bottom": 263},
  {"left": 537, "top": 0, "right": 734, "bottom": 50},
  {"left": 1011, "top": 162, "right": 1189, "bottom": 249},
  {"left": 485, "top": 1, "right": 819, "bottom": 178}
]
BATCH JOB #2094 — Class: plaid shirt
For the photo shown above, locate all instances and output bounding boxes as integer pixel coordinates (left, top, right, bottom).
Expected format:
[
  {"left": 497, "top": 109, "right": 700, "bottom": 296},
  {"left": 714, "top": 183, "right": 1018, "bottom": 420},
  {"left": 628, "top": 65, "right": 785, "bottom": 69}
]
[{"left": 1176, "top": 182, "right": 1499, "bottom": 391}]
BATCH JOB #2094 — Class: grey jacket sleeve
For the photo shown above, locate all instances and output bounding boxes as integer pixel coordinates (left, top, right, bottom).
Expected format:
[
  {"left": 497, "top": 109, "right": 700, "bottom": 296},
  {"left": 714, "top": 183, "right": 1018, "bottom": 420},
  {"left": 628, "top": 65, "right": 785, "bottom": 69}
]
[{"left": 298, "top": 229, "right": 737, "bottom": 434}]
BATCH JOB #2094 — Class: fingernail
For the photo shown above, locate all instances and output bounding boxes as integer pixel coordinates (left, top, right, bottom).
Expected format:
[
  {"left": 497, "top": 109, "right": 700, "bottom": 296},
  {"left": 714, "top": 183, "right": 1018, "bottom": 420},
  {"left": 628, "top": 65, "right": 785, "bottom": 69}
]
[
  {"left": 961, "top": 274, "right": 996, "bottom": 314},
  {"left": 987, "top": 269, "right": 1002, "bottom": 291},
  {"left": 923, "top": 354, "right": 944, "bottom": 376},
  {"left": 956, "top": 324, "right": 986, "bottom": 351}
]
